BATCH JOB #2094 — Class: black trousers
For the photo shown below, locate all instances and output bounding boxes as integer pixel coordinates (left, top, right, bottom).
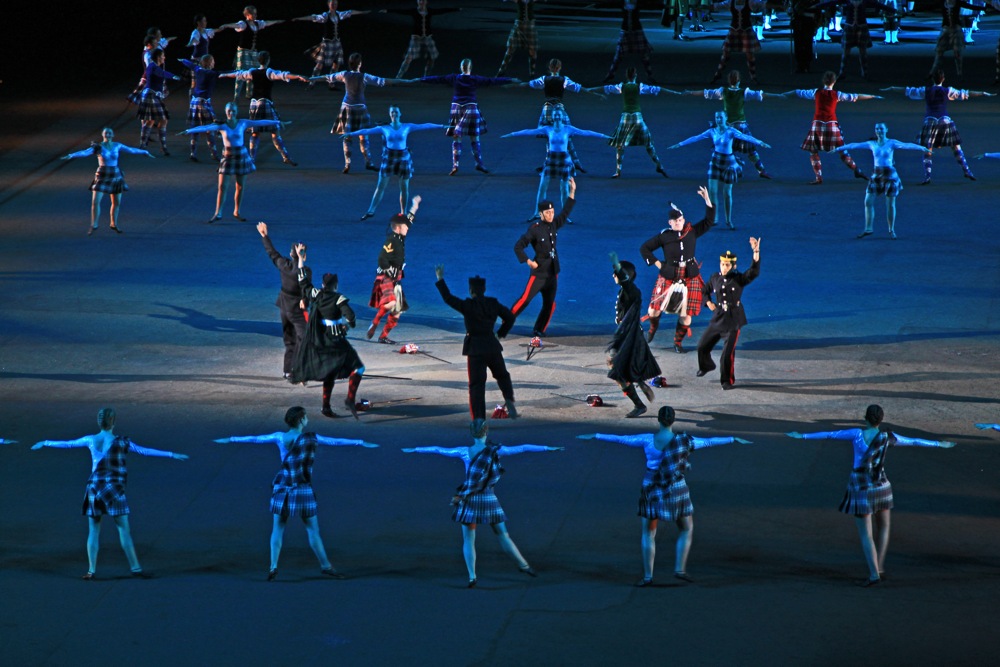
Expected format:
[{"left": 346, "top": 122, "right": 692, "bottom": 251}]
[
  {"left": 511, "top": 273, "right": 558, "bottom": 334},
  {"left": 467, "top": 351, "right": 514, "bottom": 420},
  {"left": 697, "top": 320, "right": 741, "bottom": 387},
  {"left": 792, "top": 16, "right": 816, "bottom": 72},
  {"left": 280, "top": 306, "right": 306, "bottom": 374}
]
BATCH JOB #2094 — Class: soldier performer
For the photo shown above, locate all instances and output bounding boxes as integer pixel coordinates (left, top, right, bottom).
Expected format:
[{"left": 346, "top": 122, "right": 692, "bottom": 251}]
[{"left": 367, "top": 196, "right": 421, "bottom": 344}]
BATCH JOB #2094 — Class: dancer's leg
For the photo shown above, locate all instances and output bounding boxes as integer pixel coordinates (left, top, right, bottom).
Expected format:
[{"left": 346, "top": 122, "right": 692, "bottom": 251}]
[
  {"left": 112, "top": 515, "right": 141, "bottom": 572},
  {"left": 674, "top": 516, "right": 693, "bottom": 575},
  {"left": 302, "top": 515, "right": 333, "bottom": 570},
  {"left": 270, "top": 515, "right": 287, "bottom": 570}
]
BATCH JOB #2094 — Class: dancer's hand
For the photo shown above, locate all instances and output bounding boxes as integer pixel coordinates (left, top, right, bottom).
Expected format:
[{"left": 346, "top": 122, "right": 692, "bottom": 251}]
[
  {"left": 734, "top": 438, "right": 753, "bottom": 444},
  {"left": 213, "top": 438, "right": 231, "bottom": 444},
  {"left": 974, "top": 423, "right": 998, "bottom": 430},
  {"left": 434, "top": 264, "right": 445, "bottom": 280},
  {"left": 567, "top": 176, "right": 577, "bottom": 197},
  {"left": 608, "top": 251, "right": 618, "bottom": 265},
  {"left": 547, "top": 446, "right": 565, "bottom": 451},
  {"left": 749, "top": 237, "right": 761, "bottom": 253},
  {"left": 697, "top": 185, "right": 711, "bottom": 205},
  {"left": 401, "top": 448, "right": 416, "bottom": 453},
  {"left": 256, "top": 222, "right": 268, "bottom": 237},
  {"left": 527, "top": 259, "right": 539, "bottom": 270},
  {"left": 786, "top": 432, "right": 804, "bottom": 438},
  {"left": 450, "top": 495, "right": 461, "bottom": 505},
  {"left": 576, "top": 434, "right": 597, "bottom": 440},
  {"left": 939, "top": 441, "right": 957, "bottom": 448},
  {"left": 758, "top": 141, "right": 771, "bottom": 150},
  {"left": 31, "top": 442, "right": 45, "bottom": 450},
  {"left": 361, "top": 442, "right": 379, "bottom": 448},
  {"left": 172, "top": 453, "right": 190, "bottom": 460}
]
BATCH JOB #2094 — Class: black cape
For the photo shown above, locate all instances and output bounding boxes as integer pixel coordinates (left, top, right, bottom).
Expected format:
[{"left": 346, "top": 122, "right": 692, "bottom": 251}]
[
  {"left": 289, "top": 292, "right": 364, "bottom": 383},
  {"left": 607, "top": 304, "right": 662, "bottom": 384}
]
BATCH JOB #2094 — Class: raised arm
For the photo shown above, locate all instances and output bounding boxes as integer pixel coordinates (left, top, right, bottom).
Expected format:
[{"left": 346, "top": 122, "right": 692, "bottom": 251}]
[
  {"left": 890, "top": 433, "right": 956, "bottom": 449},
  {"left": 497, "top": 444, "right": 564, "bottom": 456},
  {"left": 401, "top": 446, "right": 467, "bottom": 457},
  {"left": 576, "top": 433, "right": 651, "bottom": 447},
  {"left": 315, "top": 435, "right": 379, "bottom": 448},
  {"left": 435, "top": 273, "right": 466, "bottom": 313}
]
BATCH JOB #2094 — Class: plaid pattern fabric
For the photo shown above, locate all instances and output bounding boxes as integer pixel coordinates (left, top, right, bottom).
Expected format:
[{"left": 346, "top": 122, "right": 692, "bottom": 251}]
[
  {"left": 219, "top": 147, "right": 256, "bottom": 176},
  {"left": 868, "top": 166, "right": 903, "bottom": 197},
  {"left": 90, "top": 166, "right": 128, "bottom": 194},
  {"left": 452, "top": 445, "right": 507, "bottom": 525},
  {"left": 934, "top": 27, "right": 965, "bottom": 55},
  {"left": 729, "top": 121, "right": 759, "bottom": 155},
  {"left": 269, "top": 433, "right": 319, "bottom": 518},
  {"left": 538, "top": 101, "right": 569, "bottom": 127},
  {"left": 249, "top": 98, "right": 281, "bottom": 134},
  {"left": 842, "top": 25, "right": 873, "bottom": 49},
  {"left": 800, "top": 120, "right": 845, "bottom": 152},
  {"left": 135, "top": 90, "right": 169, "bottom": 121},
  {"left": 380, "top": 148, "right": 413, "bottom": 179},
  {"left": 723, "top": 28, "right": 761, "bottom": 54},
  {"left": 839, "top": 471, "right": 894, "bottom": 516},
  {"left": 608, "top": 112, "right": 652, "bottom": 148},
  {"left": 617, "top": 28, "right": 653, "bottom": 55},
  {"left": 369, "top": 273, "right": 407, "bottom": 313},
  {"left": 708, "top": 150, "right": 742, "bottom": 184},
  {"left": 310, "top": 37, "right": 344, "bottom": 68},
  {"left": 333, "top": 104, "right": 373, "bottom": 135},
  {"left": 506, "top": 20, "right": 538, "bottom": 51},
  {"left": 649, "top": 269, "right": 705, "bottom": 317},
  {"left": 82, "top": 437, "right": 132, "bottom": 517},
  {"left": 543, "top": 150, "right": 575, "bottom": 179},
  {"left": 446, "top": 102, "right": 487, "bottom": 138},
  {"left": 637, "top": 433, "right": 695, "bottom": 520},
  {"left": 187, "top": 96, "right": 217, "bottom": 126},
  {"left": 234, "top": 49, "right": 259, "bottom": 98},
  {"left": 403, "top": 35, "right": 439, "bottom": 60},
  {"left": 918, "top": 116, "right": 962, "bottom": 148}
]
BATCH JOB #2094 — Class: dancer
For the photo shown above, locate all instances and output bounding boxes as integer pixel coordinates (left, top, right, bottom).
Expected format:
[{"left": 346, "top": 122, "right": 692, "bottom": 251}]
[
  {"left": 785, "top": 70, "right": 879, "bottom": 184},
  {"left": 512, "top": 178, "right": 576, "bottom": 338},
  {"left": 134, "top": 49, "right": 182, "bottom": 156},
  {"left": 220, "top": 5, "right": 285, "bottom": 100},
  {"left": 395, "top": 0, "right": 460, "bottom": 78},
  {"left": 225, "top": 51, "right": 307, "bottom": 166},
  {"left": 418, "top": 58, "right": 517, "bottom": 175},
  {"left": 184, "top": 14, "right": 229, "bottom": 94},
  {"left": 293, "top": 0, "right": 370, "bottom": 80},
  {"left": 882, "top": 70, "right": 992, "bottom": 184},
  {"left": 602, "top": 1, "right": 658, "bottom": 85},
  {"left": 835, "top": 123, "right": 926, "bottom": 239},
  {"left": 292, "top": 273, "right": 366, "bottom": 419},
  {"left": 789, "top": 0, "right": 819, "bottom": 73},
  {"left": 502, "top": 110, "right": 609, "bottom": 218},
  {"left": 402, "top": 419, "right": 561, "bottom": 587},
  {"left": 257, "top": 222, "right": 311, "bottom": 381},
  {"left": 606, "top": 252, "right": 661, "bottom": 418},
  {"left": 584, "top": 67, "right": 676, "bottom": 178},
  {"left": 577, "top": 406, "right": 751, "bottom": 586},
  {"left": 32, "top": 407, "right": 189, "bottom": 580},
  {"left": 927, "top": 0, "right": 981, "bottom": 79},
  {"left": 665, "top": 0, "right": 692, "bottom": 42},
  {"left": 696, "top": 237, "right": 761, "bottom": 389},
  {"left": 812, "top": 0, "right": 897, "bottom": 80},
  {"left": 881, "top": 0, "right": 900, "bottom": 45},
  {"left": 686, "top": 70, "right": 780, "bottom": 179},
  {"left": 61, "top": 128, "right": 154, "bottom": 236},
  {"left": 367, "top": 196, "right": 421, "bottom": 344},
  {"left": 180, "top": 102, "right": 280, "bottom": 222},
  {"left": 710, "top": 0, "right": 763, "bottom": 86},
  {"left": 345, "top": 106, "right": 446, "bottom": 220},
  {"left": 434, "top": 265, "right": 518, "bottom": 420},
  {"left": 496, "top": 0, "right": 538, "bottom": 78},
  {"left": 639, "top": 186, "right": 715, "bottom": 351},
  {"left": 787, "top": 404, "right": 956, "bottom": 586},
  {"left": 667, "top": 111, "right": 770, "bottom": 231},
  {"left": 214, "top": 406, "right": 379, "bottom": 581},
  {"left": 178, "top": 54, "right": 225, "bottom": 162}
]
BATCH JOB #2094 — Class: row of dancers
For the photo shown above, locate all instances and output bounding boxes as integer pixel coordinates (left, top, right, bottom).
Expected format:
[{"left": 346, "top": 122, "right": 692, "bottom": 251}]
[{"left": 11, "top": 408, "right": 993, "bottom": 586}]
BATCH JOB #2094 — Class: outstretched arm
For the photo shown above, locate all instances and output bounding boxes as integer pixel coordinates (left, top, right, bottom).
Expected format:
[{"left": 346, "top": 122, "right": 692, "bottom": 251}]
[
  {"left": 786, "top": 429, "right": 857, "bottom": 440},
  {"left": 315, "top": 435, "right": 379, "bottom": 448},
  {"left": 213, "top": 433, "right": 283, "bottom": 445},
  {"left": 32, "top": 436, "right": 92, "bottom": 450},
  {"left": 180, "top": 123, "right": 225, "bottom": 135},
  {"left": 974, "top": 423, "right": 1000, "bottom": 431},
  {"left": 1, "top": 439, "right": 17, "bottom": 445},
  {"left": 890, "top": 433, "right": 956, "bottom": 449},
  {"left": 129, "top": 443, "right": 189, "bottom": 460},
  {"left": 889, "top": 140, "right": 929, "bottom": 153},
  {"left": 567, "top": 127, "right": 613, "bottom": 140},
  {"left": 691, "top": 436, "right": 753, "bottom": 449},
  {"left": 502, "top": 127, "right": 547, "bottom": 139},
  {"left": 406, "top": 123, "right": 450, "bottom": 132},
  {"left": 835, "top": 141, "right": 870, "bottom": 153},
  {"left": 497, "top": 445, "right": 564, "bottom": 456},
  {"left": 401, "top": 446, "right": 467, "bottom": 457},
  {"left": 668, "top": 129, "right": 712, "bottom": 150},
  {"left": 62, "top": 146, "right": 98, "bottom": 160},
  {"left": 577, "top": 433, "right": 650, "bottom": 447},
  {"left": 342, "top": 126, "right": 387, "bottom": 138}
]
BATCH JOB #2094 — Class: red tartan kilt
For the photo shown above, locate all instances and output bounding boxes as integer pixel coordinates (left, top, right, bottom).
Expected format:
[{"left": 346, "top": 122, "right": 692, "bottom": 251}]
[
  {"left": 649, "top": 273, "right": 704, "bottom": 317},
  {"left": 800, "top": 120, "right": 844, "bottom": 153},
  {"left": 724, "top": 28, "right": 761, "bottom": 54},
  {"left": 369, "top": 274, "right": 406, "bottom": 312}
]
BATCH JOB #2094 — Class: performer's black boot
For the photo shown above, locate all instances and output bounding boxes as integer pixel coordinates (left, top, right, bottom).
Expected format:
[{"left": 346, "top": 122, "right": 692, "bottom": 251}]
[
  {"left": 623, "top": 384, "right": 647, "bottom": 418},
  {"left": 646, "top": 316, "right": 660, "bottom": 343}
]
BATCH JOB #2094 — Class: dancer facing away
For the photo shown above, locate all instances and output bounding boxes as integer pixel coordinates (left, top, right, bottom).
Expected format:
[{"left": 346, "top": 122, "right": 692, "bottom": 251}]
[
  {"left": 710, "top": 0, "right": 764, "bottom": 86},
  {"left": 606, "top": 252, "right": 661, "bottom": 418},
  {"left": 784, "top": 70, "right": 879, "bottom": 185},
  {"left": 257, "top": 222, "right": 311, "bottom": 382},
  {"left": 667, "top": 110, "right": 771, "bottom": 231},
  {"left": 584, "top": 67, "right": 676, "bottom": 178},
  {"left": 602, "top": 1, "right": 659, "bottom": 85},
  {"left": 134, "top": 49, "right": 182, "bottom": 156},
  {"left": 578, "top": 406, "right": 751, "bottom": 586},
  {"left": 403, "top": 419, "right": 562, "bottom": 587},
  {"left": 32, "top": 407, "right": 189, "bottom": 580},
  {"left": 395, "top": 0, "right": 460, "bottom": 78},
  {"left": 496, "top": 0, "right": 539, "bottom": 78},
  {"left": 512, "top": 178, "right": 576, "bottom": 338},
  {"left": 835, "top": 122, "right": 926, "bottom": 239},
  {"left": 220, "top": 5, "right": 285, "bottom": 101},
  {"left": 418, "top": 58, "right": 517, "bottom": 175},
  {"left": 367, "top": 197, "right": 421, "bottom": 344},
  {"left": 435, "top": 266, "right": 518, "bottom": 420},
  {"left": 180, "top": 102, "right": 280, "bottom": 222},
  {"left": 685, "top": 69, "right": 781, "bottom": 180},
  {"left": 787, "top": 404, "right": 956, "bottom": 587},
  {"left": 640, "top": 186, "right": 716, "bottom": 352},
  {"left": 178, "top": 54, "right": 226, "bottom": 162},
  {"left": 696, "top": 238, "right": 760, "bottom": 389},
  {"left": 812, "top": 0, "right": 897, "bottom": 81},
  {"left": 927, "top": 0, "right": 982, "bottom": 79},
  {"left": 61, "top": 128, "right": 154, "bottom": 236},
  {"left": 214, "top": 406, "right": 379, "bottom": 581},
  {"left": 882, "top": 70, "right": 992, "bottom": 184},
  {"left": 344, "top": 105, "right": 446, "bottom": 220},
  {"left": 502, "top": 110, "right": 609, "bottom": 220},
  {"left": 293, "top": 0, "right": 370, "bottom": 81}
]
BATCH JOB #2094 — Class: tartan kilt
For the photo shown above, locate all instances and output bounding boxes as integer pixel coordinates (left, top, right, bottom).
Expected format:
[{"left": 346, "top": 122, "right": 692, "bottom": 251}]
[
  {"left": 187, "top": 96, "right": 217, "bottom": 127},
  {"left": 90, "top": 166, "right": 129, "bottom": 194},
  {"left": 538, "top": 101, "right": 568, "bottom": 126},
  {"left": 135, "top": 90, "right": 169, "bottom": 122},
  {"left": 934, "top": 27, "right": 964, "bottom": 55},
  {"left": 452, "top": 489, "right": 507, "bottom": 525},
  {"left": 446, "top": 102, "right": 486, "bottom": 138},
  {"left": 730, "top": 121, "right": 758, "bottom": 155},
  {"left": 219, "top": 147, "right": 256, "bottom": 176},
  {"left": 918, "top": 116, "right": 961, "bottom": 148},
  {"left": 249, "top": 98, "right": 281, "bottom": 134},
  {"left": 618, "top": 28, "right": 653, "bottom": 55},
  {"left": 369, "top": 274, "right": 408, "bottom": 313},
  {"left": 270, "top": 483, "right": 318, "bottom": 518},
  {"left": 234, "top": 48, "right": 259, "bottom": 97},
  {"left": 310, "top": 37, "right": 344, "bottom": 68},
  {"left": 708, "top": 151, "right": 742, "bottom": 184},
  {"left": 800, "top": 120, "right": 845, "bottom": 152},
  {"left": 506, "top": 21, "right": 538, "bottom": 51},
  {"left": 127, "top": 79, "right": 144, "bottom": 105},
  {"left": 380, "top": 148, "right": 413, "bottom": 179},
  {"left": 637, "top": 473, "right": 693, "bottom": 521},
  {"left": 842, "top": 25, "right": 873, "bottom": 49},
  {"left": 543, "top": 151, "right": 575, "bottom": 180},
  {"left": 82, "top": 481, "right": 129, "bottom": 517},
  {"left": 333, "top": 104, "right": 373, "bottom": 135},
  {"left": 649, "top": 272, "right": 704, "bottom": 317},
  {"left": 867, "top": 166, "right": 902, "bottom": 197},
  {"left": 839, "top": 470, "right": 893, "bottom": 516},
  {"left": 608, "top": 112, "right": 653, "bottom": 148},
  {"left": 404, "top": 35, "right": 439, "bottom": 60},
  {"left": 723, "top": 28, "right": 761, "bottom": 54}
]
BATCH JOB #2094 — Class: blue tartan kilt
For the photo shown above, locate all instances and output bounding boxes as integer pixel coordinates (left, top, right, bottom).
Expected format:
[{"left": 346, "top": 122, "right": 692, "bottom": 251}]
[
  {"left": 403, "top": 35, "right": 439, "bottom": 60},
  {"left": 839, "top": 470, "right": 894, "bottom": 516},
  {"left": 187, "top": 97, "right": 217, "bottom": 126},
  {"left": 310, "top": 37, "right": 344, "bottom": 68},
  {"left": 708, "top": 151, "right": 742, "bottom": 184},
  {"left": 934, "top": 27, "right": 964, "bottom": 54},
  {"left": 135, "top": 90, "right": 169, "bottom": 122},
  {"left": 333, "top": 104, "right": 373, "bottom": 135},
  {"left": 249, "top": 98, "right": 281, "bottom": 134},
  {"left": 723, "top": 28, "right": 761, "bottom": 54},
  {"left": 271, "top": 483, "right": 318, "bottom": 518},
  {"left": 617, "top": 28, "right": 653, "bottom": 55},
  {"left": 380, "top": 148, "right": 413, "bottom": 179},
  {"left": 83, "top": 481, "right": 129, "bottom": 517},
  {"left": 543, "top": 151, "right": 575, "bottom": 179},
  {"left": 918, "top": 116, "right": 961, "bottom": 148},
  {"left": 800, "top": 120, "right": 845, "bottom": 152},
  {"left": 90, "top": 165, "right": 129, "bottom": 194},
  {"left": 637, "top": 472, "right": 693, "bottom": 521},
  {"left": 608, "top": 112, "right": 652, "bottom": 148},
  {"left": 446, "top": 102, "right": 486, "bottom": 138},
  {"left": 507, "top": 21, "right": 538, "bottom": 50},
  {"left": 867, "top": 166, "right": 903, "bottom": 197},
  {"left": 730, "top": 121, "right": 759, "bottom": 155},
  {"left": 842, "top": 25, "right": 873, "bottom": 49},
  {"left": 220, "top": 147, "right": 256, "bottom": 176},
  {"left": 538, "top": 101, "right": 568, "bottom": 126},
  {"left": 452, "top": 489, "right": 507, "bottom": 525}
]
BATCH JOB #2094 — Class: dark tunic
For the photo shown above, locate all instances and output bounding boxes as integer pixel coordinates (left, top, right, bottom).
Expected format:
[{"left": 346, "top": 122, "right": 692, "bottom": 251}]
[
  {"left": 607, "top": 269, "right": 662, "bottom": 387},
  {"left": 639, "top": 205, "right": 716, "bottom": 281},
  {"left": 514, "top": 198, "right": 575, "bottom": 277}
]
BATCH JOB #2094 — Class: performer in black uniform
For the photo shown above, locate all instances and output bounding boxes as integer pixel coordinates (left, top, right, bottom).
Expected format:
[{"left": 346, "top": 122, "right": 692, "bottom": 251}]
[
  {"left": 607, "top": 252, "right": 661, "bottom": 418},
  {"left": 511, "top": 178, "right": 576, "bottom": 337},
  {"left": 367, "top": 196, "right": 421, "bottom": 344},
  {"left": 257, "top": 222, "right": 311, "bottom": 380},
  {"left": 789, "top": 0, "right": 818, "bottom": 74},
  {"left": 696, "top": 237, "right": 761, "bottom": 389},
  {"left": 435, "top": 266, "right": 518, "bottom": 420}
]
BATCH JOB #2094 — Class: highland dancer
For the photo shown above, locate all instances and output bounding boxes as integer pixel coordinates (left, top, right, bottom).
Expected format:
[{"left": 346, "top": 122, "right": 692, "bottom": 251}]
[
  {"left": 787, "top": 404, "right": 956, "bottom": 587},
  {"left": 882, "top": 70, "right": 992, "bottom": 184},
  {"left": 784, "top": 71, "right": 880, "bottom": 184},
  {"left": 32, "top": 407, "right": 189, "bottom": 580},
  {"left": 710, "top": 0, "right": 763, "bottom": 85},
  {"left": 928, "top": 0, "right": 982, "bottom": 79},
  {"left": 184, "top": 14, "right": 230, "bottom": 94},
  {"left": 577, "top": 407, "right": 751, "bottom": 586},
  {"left": 344, "top": 105, "right": 446, "bottom": 220},
  {"left": 639, "top": 186, "right": 715, "bottom": 352},
  {"left": 61, "top": 128, "right": 154, "bottom": 236},
  {"left": 395, "top": 0, "right": 460, "bottom": 78},
  {"left": 606, "top": 252, "right": 661, "bottom": 418},
  {"left": 214, "top": 406, "right": 379, "bottom": 581},
  {"left": 293, "top": 0, "right": 370, "bottom": 80},
  {"left": 220, "top": 5, "right": 285, "bottom": 101},
  {"left": 667, "top": 111, "right": 771, "bottom": 231},
  {"left": 812, "top": 0, "right": 897, "bottom": 80},
  {"left": 402, "top": 419, "right": 561, "bottom": 587},
  {"left": 134, "top": 49, "right": 182, "bottom": 156},
  {"left": 178, "top": 55, "right": 226, "bottom": 162},
  {"left": 496, "top": 0, "right": 538, "bottom": 78},
  {"left": 367, "top": 197, "right": 421, "bottom": 344},
  {"left": 602, "top": 1, "right": 659, "bottom": 85},
  {"left": 835, "top": 123, "right": 926, "bottom": 239}
]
